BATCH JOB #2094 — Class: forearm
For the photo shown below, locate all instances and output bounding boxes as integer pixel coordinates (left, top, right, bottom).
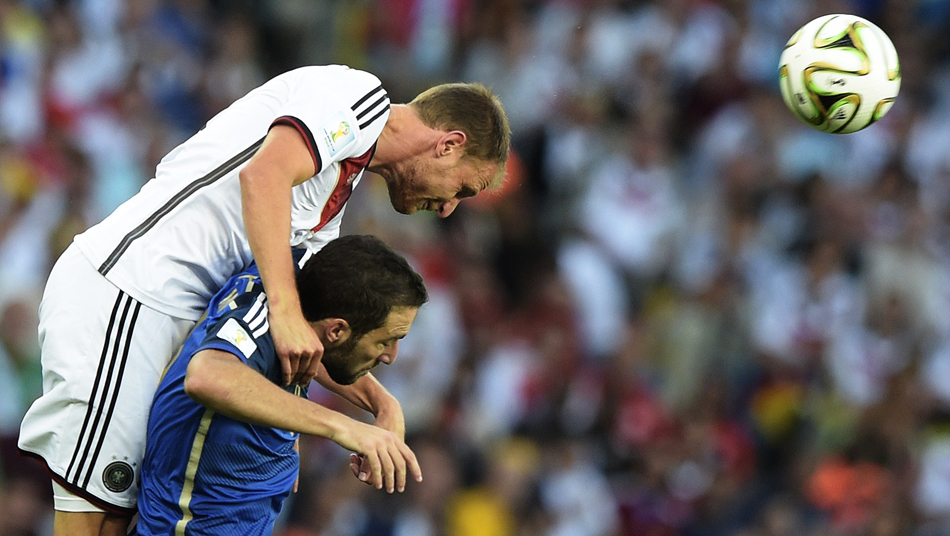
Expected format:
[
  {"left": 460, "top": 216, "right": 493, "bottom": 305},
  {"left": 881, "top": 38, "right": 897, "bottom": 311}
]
[
  {"left": 186, "top": 351, "right": 348, "bottom": 440},
  {"left": 316, "top": 369, "right": 405, "bottom": 439},
  {"left": 316, "top": 370, "right": 392, "bottom": 414},
  {"left": 186, "top": 351, "right": 420, "bottom": 493},
  {"left": 238, "top": 125, "right": 315, "bottom": 315}
]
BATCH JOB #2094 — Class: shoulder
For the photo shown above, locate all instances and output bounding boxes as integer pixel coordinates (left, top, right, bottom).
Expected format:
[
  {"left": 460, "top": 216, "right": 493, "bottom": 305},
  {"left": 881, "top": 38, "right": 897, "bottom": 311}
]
[
  {"left": 279, "top": 65, "right": 385, "bottom": 106},
  {"left": 196, "top": 283, "right": 275, "bottom": 369},
  {"left": 217, "top": 280, "right": 270, "bottom": 338},
  {"left": 270, "top": 66, "right": 389, "bottom": 165},
  {"left": 202, "top": 272, "right": 271, "bottom": 346},
  {"left": 208, "top": 269, "right": 263, "bottom": 318},
  {"left": 302, "top": 66, "right": 389, "bottom": 130}
]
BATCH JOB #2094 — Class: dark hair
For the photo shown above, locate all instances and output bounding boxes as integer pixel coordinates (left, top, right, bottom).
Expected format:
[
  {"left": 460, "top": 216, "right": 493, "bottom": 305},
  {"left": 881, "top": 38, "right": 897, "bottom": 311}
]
[{"left": 296, "top": 235, "right": 428, "bottom": 336}]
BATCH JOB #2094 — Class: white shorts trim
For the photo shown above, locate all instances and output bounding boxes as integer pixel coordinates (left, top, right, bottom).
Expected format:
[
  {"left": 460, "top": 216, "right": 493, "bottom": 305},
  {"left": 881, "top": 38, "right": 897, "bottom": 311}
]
[
  {"left": 52, "top": 480, "right": 106, "bottom": 513},
  {"left": 19, "top": 243, "right": 194, "bottom": 511}
]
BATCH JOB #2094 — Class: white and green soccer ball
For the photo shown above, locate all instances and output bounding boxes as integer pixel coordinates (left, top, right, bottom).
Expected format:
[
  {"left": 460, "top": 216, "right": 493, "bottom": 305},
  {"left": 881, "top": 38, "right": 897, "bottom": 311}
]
[{"left": 779, "top": 14, "right": 900, "bottom": 134}]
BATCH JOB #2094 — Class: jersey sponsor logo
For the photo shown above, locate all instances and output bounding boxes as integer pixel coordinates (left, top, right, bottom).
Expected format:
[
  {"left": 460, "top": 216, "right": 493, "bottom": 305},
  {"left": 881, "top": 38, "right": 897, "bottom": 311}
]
[
  {"left": 217, "top": 318, "right": 257, "bottom": 358},
  {"left": 319, "top": 111, "right": 357, "bottom": 159},
  {"left": 102, "top": 461, "right": 134, "bottom": 493}
]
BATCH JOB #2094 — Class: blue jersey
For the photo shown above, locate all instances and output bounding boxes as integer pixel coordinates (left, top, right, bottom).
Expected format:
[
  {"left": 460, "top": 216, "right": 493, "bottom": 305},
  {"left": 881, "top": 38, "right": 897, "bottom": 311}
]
[{"left": 135, "top": 261, "right": 308, "bottom": 536}]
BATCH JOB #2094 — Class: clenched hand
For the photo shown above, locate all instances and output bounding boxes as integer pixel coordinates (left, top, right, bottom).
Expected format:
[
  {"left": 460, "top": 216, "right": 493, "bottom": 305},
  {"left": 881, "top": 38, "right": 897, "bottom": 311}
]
[{"left": 270, "top": 308, "right": 324, "bottom": 385}]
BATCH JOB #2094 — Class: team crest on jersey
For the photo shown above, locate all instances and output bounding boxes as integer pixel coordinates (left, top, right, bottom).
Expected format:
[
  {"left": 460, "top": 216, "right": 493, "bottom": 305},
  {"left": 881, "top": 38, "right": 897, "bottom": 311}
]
[
  {"left": 217, "top": 318, "right": 257, "bottom": 358},
  {"left": 102, "top": 461, "right": 134, "bottom": 493},
  {"left": 319, "top": 111, "right": 357, "bottom": 159}
]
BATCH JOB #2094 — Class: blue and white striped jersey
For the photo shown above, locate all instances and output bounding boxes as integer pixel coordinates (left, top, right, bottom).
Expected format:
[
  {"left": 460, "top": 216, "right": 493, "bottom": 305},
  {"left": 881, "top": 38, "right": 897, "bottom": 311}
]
[{"left": 134, "top": 258, "right": 308, "bottom": 536}]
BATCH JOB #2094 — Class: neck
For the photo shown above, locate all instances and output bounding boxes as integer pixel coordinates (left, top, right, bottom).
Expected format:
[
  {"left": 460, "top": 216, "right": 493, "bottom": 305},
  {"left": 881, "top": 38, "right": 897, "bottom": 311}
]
[{"left": 368, "top": 105, "right": 439, "bottom": 171}]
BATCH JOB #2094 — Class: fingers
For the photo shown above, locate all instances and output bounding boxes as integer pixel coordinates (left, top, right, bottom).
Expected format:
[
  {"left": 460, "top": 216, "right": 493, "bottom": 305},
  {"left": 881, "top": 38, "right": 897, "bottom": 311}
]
[
  {"left": 294, "top": 346, "right": 323, "bottom": 386},
  {"left": 290, "top": 352, "right": 310, "bottom": 386},
  {"left": 389, "top": 443, "right": 412, "bottom": 493},
  {"left": 350, "top": 453, "right": 364, "bottom": 481},
  {"left": 402, "top": 443, "right": 423, "bottom": 485},
  {"left": 270, "top": 315, "right": 323, "bottom": 385},
  {"left": 279, "top": 353, "right": 296, "bottom": 386},
  {"left": 351, "top": 453, "right": 372, "bottom": 484},
  {"left": 365, "top": 451, "right": 384, "bottom": 490},
  {"left": 380, "top": 446, "right": 397, "bottom": 493},
  {"left": 344, "top": 423, "right": 422, "bottom": 493},
  {"left": 394, "top": 455, "right": 407, "bottom": 493},
  {"left": 364, "top": 446, "right": 419, "bottom": 493}
]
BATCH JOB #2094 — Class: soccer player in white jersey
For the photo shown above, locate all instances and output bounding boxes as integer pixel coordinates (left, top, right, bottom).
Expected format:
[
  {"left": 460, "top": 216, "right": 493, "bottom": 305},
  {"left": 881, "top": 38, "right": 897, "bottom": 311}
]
[{"left": 17, "top": 65, "right": 510, "bottom": 536}]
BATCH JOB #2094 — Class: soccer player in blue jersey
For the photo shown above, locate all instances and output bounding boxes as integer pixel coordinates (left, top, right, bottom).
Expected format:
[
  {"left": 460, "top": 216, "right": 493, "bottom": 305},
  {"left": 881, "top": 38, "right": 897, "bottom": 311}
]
[{"left": 131, "top": 235, "right": 427, "bottom": 536}]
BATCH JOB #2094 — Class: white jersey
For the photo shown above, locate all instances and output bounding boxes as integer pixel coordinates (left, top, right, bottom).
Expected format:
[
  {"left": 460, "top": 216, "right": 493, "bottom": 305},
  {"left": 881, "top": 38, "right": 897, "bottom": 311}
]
[{"left": 74, "top": 65, "right": 390, "bottom": 321}]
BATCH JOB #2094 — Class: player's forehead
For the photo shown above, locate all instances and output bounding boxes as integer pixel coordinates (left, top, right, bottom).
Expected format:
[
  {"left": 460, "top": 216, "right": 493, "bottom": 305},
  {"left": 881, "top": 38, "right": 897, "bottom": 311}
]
[{"left": 367, "top": 306, "right": 418, "bottom": 339}]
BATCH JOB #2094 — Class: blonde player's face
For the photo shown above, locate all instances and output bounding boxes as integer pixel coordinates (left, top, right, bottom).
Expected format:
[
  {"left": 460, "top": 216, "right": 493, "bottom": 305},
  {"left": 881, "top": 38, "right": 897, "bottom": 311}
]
[
  {"left": 384, "top": 155, "right": 496, "bottom": 218},
  {"left": 320, "top": 306, "right": 418, "bottom": 385}
]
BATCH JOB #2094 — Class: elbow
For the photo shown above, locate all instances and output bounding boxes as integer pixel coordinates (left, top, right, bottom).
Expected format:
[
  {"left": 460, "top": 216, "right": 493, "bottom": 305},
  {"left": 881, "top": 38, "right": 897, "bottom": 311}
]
[
  {"left": 184, "top": 354, "right": 222, "bottom": 405},
  {"left": 238, "top": 166, "right": 261, "bottom": 193}
]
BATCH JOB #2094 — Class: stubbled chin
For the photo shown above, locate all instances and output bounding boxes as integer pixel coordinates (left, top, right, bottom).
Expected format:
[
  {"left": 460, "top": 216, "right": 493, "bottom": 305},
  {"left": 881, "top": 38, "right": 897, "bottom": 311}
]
[{"left": 386, "top": 185, "right": 414, "bottom": 214}]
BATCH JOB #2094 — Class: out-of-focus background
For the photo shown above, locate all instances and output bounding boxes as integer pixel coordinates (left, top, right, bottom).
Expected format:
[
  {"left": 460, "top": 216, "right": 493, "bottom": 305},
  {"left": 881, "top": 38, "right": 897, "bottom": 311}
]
[{"left": 2, "top": 0, "right": 950, "bottom": 534}]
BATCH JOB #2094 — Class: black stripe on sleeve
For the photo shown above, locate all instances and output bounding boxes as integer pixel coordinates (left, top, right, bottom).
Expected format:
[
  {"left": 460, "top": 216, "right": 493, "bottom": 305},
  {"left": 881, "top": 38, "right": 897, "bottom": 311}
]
[
  {"left": 359, "top": 103, "right": 390, "bottom": 130},
  {"left": 351, "top": 85, "right": 384, "bottom": 112},
  {"left": 355, "top": 96, "right": 389, "bottom": 121}
]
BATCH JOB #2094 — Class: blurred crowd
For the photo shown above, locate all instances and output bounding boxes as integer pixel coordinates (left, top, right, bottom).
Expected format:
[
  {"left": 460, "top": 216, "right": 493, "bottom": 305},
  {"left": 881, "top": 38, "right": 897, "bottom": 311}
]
[{"left": 3, "top": 0, "right": 950, "bottom": 534}]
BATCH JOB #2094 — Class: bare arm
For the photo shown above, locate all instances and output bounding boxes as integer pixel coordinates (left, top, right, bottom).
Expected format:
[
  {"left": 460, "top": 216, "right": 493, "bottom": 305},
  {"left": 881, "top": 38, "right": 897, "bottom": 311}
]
[
  {"left": 239, "top": 125, "right": 322, "bottom": 386},
  {"left": 315, "top": 367, "right": 406, "bottom": 439},
  {"left": 184, "top": 349, "right": 422, "bottom": 493}
]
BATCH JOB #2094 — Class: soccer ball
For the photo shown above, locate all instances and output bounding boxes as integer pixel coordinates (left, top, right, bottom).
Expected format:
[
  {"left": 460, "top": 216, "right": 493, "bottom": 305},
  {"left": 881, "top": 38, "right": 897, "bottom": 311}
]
[{"left": 779, "top": 14, "right": 900, "bottom": 134}]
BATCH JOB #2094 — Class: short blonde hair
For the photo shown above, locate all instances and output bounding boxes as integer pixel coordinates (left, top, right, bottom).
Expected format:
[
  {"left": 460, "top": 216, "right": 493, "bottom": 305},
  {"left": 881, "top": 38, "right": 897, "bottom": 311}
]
[{"left": 409, "top": 83, "right": 511, "bottom": 183}]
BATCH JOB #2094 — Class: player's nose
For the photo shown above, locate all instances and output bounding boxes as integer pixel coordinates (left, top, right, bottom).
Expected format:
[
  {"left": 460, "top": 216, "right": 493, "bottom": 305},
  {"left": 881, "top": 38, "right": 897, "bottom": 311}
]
[
  {"left": 378, "top": 341, "right": 399, "bottom": 365},
  {"left": 436, "top": 198, "right": 460, "bottom": 218}
]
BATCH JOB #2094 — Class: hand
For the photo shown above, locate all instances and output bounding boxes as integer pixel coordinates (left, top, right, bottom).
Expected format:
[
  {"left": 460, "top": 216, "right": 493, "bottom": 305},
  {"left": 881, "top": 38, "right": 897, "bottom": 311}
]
[
  {"left": 269, "top": 308, "right": 324, "bottom": 385},
  {"left": 334, "top": 419, "right": 422, "bottom": 493}
]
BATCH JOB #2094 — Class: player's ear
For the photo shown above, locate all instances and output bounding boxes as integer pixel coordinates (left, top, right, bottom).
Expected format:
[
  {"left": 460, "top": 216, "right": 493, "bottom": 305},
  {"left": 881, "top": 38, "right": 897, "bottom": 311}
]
[
  {"left": 437, "top": 130, "right": 466, "bottom": 157},
  {"left": 324, "top": 319, "right": 351, "bottom": 344}
]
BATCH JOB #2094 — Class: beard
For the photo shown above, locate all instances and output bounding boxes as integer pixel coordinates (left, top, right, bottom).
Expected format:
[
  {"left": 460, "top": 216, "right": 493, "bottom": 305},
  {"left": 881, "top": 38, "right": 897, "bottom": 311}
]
[
  {"left": 387, "top": 184, "right": 413, "bottom": 214},
  {"left": 385, "top": 161, "right": 426, "bottom": 214},
  {"left": 320, "top": 335, "right": 363, "bottom": 385}
]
